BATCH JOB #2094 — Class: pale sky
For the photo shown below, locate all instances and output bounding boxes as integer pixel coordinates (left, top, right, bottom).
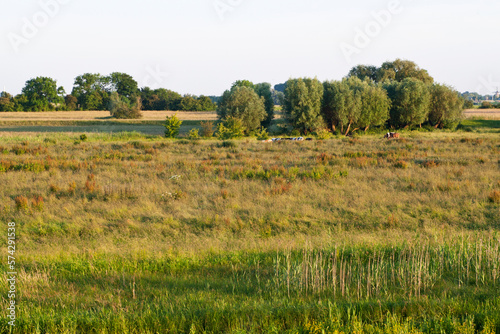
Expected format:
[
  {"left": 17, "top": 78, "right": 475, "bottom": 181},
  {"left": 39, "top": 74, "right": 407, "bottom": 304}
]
[{"left": 1, "top": 0, "right": 499, "bottom": 96}]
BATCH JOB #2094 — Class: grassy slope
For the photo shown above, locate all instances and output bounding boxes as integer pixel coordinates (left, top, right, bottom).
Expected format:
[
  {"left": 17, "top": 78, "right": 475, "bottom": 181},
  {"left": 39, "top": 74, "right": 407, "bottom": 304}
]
[{"left": 0, "top": 126, "right": 499, "bottom": 333}]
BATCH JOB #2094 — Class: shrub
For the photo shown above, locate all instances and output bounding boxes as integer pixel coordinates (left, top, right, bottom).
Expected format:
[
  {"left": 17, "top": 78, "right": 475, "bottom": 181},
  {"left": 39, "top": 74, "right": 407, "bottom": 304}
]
[
  {"left": 80, "top": 134, "right": 88, "bottom": 142},
  {"left": 15, "top": 196, "right": 29, "bottom": 211},
  {"left": 187, "top": 128, "right": 200, "bottom": 140},
  {"left": 217, "top": 117, "right": 245, "bottom": 140},
  {"left": 422, "top": 160, "right": 439, "bottom": 168},
  {"left": 85, "top": 173, "right": 98, "bottom": 192},
  {"left": 256, "top": 127, "right": 270, "bottom": 141},
  {"left": 200, "top": 121, "right": 215, "bottom": 138},
  {"left": 488, "top": 190, "right": 500, "bottom": 203},
  {"left": 314, "top": 128, "right": 331, "bottom": 140},
  {"left": 394, "top": 160, "right": 409, "bottom": 169},
  {"left": 165, "top": 113, "right": 182, "bottom": 138},
  {"left": 108, "top": 92, "right": 143, "bottom": 119},
  {"left": 480, "top": 101, "right": 492, "bottom": 109},
  {"left": 219, "top": 141, "right": 237, "bottom": 148},
  {"left": 31, "top": 196, "right": 44, "bottom": 211}
]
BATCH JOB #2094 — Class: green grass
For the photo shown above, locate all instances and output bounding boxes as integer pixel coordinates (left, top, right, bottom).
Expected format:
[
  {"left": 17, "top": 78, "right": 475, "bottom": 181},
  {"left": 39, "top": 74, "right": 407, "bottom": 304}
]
[
  {"left": 0, "top": 120, "right": 203, "bottom": 136},
  {"left": 0, "top": 123, "right": 499, "bottom": 333},
  {"left": 459, "top": 119, "right": 500, "bottom": 133}
]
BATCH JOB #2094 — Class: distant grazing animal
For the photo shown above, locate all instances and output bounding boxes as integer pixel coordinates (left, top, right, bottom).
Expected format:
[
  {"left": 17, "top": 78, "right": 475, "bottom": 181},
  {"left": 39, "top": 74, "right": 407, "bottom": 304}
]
[{"left": 384, "top": 132, "right": 400, "bottom": 139}]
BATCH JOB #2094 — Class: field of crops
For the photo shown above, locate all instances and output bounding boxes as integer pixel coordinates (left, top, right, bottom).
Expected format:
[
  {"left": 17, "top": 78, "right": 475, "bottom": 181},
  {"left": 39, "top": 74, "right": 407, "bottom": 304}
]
[{"left": 0, "top": 118, "right": 499, "bottom": 333}]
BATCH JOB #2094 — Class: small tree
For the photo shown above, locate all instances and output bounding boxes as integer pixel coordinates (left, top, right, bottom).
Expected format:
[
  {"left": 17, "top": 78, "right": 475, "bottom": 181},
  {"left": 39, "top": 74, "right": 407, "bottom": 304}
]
[
  {"left": 165, "top": 113, "right": 182, "bottom": 138},
  {"left": 200, "top": 121, "right": 215, "bottom": 138},
  {"left": 217, "top": 116, "right": 245, "bottom": 140}
]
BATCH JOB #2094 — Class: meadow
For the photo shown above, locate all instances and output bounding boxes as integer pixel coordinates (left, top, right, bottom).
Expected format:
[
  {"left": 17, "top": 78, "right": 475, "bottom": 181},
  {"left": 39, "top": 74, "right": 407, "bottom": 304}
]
[{"left": 0, "top": 116, "right": 499, "bottom": 333}]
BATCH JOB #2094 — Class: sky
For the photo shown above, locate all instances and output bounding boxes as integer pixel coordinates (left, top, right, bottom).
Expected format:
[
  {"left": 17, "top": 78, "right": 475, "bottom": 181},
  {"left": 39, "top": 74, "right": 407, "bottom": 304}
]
[{"left": 1, "top": 0, "right": 499, "bottom": 97}]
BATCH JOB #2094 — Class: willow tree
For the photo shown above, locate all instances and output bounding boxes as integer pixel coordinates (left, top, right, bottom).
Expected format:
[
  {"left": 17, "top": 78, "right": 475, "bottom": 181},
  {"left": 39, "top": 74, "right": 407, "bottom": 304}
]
[
  {"left": 284, "top": 78, "right": 324, "bottom": 134},
  {"left": 428, "top": 84, "right": 464, "bottom": 129},
  {"left": 322, "top": 78, "right": 361, "bottom": 135},
  {"left": 217, "top": 86, "right": 266, "bottom": 134},
  {"left": 384, "top": 78, "right": 431, "bottom": 128},
  {"left": 350, "top": 80, "right": 391, "bottom": 132}
]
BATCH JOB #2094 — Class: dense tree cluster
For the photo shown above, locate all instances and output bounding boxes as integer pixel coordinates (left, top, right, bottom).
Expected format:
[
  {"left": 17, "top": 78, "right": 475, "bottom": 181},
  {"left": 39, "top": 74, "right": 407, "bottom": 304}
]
[
  {"left": 283, "top": 59, "right": 465, "bottom": 134},
  {"left": 0, "top": 73, "right": 216, "bottom": 113},
  {"left": 3, "top": 59, "right": 467, "bottom": 130}
]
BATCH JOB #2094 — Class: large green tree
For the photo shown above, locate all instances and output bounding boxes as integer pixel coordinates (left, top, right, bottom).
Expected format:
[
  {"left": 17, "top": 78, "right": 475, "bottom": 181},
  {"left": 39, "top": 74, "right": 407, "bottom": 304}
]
[
  {"left": 197, "top": 95, "right": 217, "bottom": 111},
  {"left": 231, "top": 80, "right": 274, "bottom": 127},
  {"left": 217, "top": 86, "right": 266, "bottom": 134},
  {"left": 22, "top": 77, "right": 64, "bottom": 111},
  {"left": 64, "top": 95, "right": 78, "bottom": 110},
  {"left": 377, "top": 59, "right": 434, "bottom": 84},
  {"left": 254, "top": 83, "right": 274, "bottom": 128},
  {"left": 0, "top": 92, "right": 15, "bottom": 111},
  {"left": 109, "top": 72, "right": 139, "bottom": 99},
  {"left": 347, "top": 65, "right": 378, "bottom": 82},
  {"left": 71, "top": 73, "right": 110, "bottom": 110},
  {"left": 179, "top": 95, "right": 199, "bottom": 111},
  {"left": 428, "top": 84, "right": 464, "bottom": 129},
  {"left": 384, "top": 78, "right": 431, "bottom": 128},
  {"left": 284, "top": 78, "right": 324, "bottom": 134},
  {"left": 349, "top": 78, "right": 391, "bottom": 132},
  {"left": 322, "top": 78, "right": 361, "bottom": 135}
]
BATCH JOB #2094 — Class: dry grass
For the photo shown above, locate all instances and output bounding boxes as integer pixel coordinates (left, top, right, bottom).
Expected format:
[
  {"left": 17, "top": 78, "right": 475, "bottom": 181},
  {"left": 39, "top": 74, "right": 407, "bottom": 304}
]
[
  {"left": 0, "top": 129, "right": 499, "bottom": 333},
  {"left": 0, "top": 110, "right": 217, "bottom": 121},
  {"left": 463, "top": 109, "right": 500, "bottom": 119}
]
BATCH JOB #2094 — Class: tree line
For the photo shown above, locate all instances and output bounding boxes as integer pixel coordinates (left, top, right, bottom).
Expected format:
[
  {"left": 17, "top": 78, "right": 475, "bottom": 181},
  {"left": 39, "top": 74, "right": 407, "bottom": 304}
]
[
  {"left": 0, "top": 73, "right": 216, "bottom": 112},
  {"left": 216, "top": 59, "right": 466, "bottom": 136}
]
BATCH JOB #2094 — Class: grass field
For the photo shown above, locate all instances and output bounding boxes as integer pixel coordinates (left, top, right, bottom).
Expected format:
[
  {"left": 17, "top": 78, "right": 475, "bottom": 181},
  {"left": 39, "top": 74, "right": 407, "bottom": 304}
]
[
  {"left": 0, "top": 115, "right": 499, "bottom": 333},
  {"left": 463, "top": 109, "right": 500, "bottom": 119}
]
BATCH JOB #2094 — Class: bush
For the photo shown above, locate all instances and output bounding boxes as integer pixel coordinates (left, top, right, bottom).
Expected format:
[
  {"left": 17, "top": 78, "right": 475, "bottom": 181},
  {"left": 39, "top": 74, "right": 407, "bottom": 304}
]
[
  {"left": 393, "top": 160, "right": 409, "bottom": 169},
  {"left": 200, "top": 121, "right": 215, "bottom": 138},
  {"left": 314, "top": 128, "right": 331, "bottom": 140},
  {"left": 218, "top": 141, "right": 237, "bottom": 148},
  {"left": 188, "top": 128, "right": 200, "bottom": 140},
  {"left": 480, "top": 101, "right": 493, "bottom": 109},
  {"left": 108, "top": 93, "right": 143, "bottom": 119},
  {"left": 217, "top": 117, "right": 245, "bottom": 140},
  {"left": 256, "top": 127, "right": 270, "bottom": 141},
  {"left": 488, "top": 190, "right": 500, "bottom": 203},
  {"left": 15, "top": 196, "right": 29, "bottom": 211},
  {"left": 80, "top": 134, "right": 88, "bottom": 142},
  {"left": 165, "top": 113, "right": 182, "bottom": 138}
]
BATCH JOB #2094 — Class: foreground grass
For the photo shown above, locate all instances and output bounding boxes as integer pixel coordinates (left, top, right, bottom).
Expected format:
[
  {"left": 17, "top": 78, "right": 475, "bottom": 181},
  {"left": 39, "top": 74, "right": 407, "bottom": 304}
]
[{"left": 0, "top": 129, "right": 499, "bottom": 333}]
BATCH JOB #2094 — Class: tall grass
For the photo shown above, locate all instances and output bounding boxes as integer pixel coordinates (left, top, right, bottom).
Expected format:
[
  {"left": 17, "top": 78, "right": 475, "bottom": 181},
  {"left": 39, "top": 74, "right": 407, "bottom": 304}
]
[{"left": 0, "top": 130, "right": 499, "bottom": 333}]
